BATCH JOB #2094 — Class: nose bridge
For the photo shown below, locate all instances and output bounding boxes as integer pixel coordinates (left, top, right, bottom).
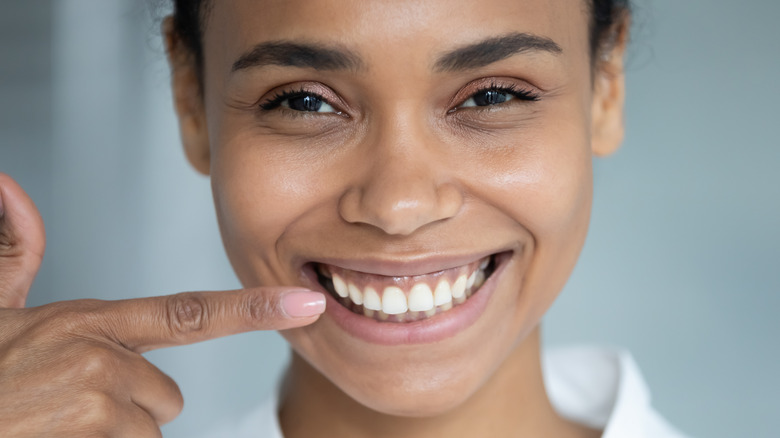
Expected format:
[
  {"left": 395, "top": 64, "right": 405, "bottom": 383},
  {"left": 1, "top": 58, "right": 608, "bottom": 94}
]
[{"left": 338, "top": 110, "right": 463, "bottom": 236}]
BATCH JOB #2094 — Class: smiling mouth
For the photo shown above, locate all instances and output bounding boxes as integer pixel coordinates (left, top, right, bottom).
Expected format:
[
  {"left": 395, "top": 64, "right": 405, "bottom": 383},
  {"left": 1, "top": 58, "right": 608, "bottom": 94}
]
[{"left": 312, "top": 254, "right": 499, "bottom": 323}]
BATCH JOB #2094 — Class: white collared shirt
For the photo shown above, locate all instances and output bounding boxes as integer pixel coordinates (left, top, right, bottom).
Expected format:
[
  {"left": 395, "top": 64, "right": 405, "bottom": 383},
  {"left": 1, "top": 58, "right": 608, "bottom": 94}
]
[{"left": 203, "top": 346, "right": 689, "bottom": 438}]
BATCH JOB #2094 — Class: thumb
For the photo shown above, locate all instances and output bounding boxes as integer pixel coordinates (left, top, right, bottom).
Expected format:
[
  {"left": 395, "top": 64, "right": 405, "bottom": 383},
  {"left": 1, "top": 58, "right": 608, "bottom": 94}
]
[{"left": 0, "top": 173, "right": 46, "bottom": 308}]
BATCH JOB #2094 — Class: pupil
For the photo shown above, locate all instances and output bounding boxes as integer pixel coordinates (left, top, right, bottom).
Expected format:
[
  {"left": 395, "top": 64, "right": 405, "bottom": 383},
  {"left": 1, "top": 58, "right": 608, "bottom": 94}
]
[
  {"left": 289, "top": 94, "right": 323, "bottom": 112},
  {"left": 474, "top": 90, "right": 508, "bottom": 106}
]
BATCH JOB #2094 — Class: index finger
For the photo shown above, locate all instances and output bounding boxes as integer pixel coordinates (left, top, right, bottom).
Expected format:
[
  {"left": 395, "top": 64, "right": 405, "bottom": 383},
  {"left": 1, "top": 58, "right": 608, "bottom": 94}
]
[{"left": 87, "top": 287, "right": 325, "bottom": 353}]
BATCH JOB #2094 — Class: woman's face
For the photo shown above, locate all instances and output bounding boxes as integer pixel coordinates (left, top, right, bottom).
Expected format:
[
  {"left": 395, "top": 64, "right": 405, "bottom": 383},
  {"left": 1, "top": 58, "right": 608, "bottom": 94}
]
[{"left": 174, "top": 0, "right": 623, "bottom": 416}]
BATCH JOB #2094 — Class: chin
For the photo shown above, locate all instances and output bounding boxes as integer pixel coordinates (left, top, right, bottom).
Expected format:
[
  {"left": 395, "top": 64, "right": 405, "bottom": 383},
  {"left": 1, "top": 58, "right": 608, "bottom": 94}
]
[{"left": 311, "top": 346, "right": 499, "bottom": 418}]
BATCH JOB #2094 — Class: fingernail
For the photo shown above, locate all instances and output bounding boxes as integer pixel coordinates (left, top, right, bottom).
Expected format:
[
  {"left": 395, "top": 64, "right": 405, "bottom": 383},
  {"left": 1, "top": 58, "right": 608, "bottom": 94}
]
[{"left": 282, "top": 291, "right": 326, "bottom": 318}]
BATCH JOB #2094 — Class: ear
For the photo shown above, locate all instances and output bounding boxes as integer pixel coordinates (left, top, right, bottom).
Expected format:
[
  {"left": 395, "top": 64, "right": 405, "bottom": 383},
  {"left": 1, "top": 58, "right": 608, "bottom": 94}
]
[
  {"left": 163, "top": 16, "right": 211, "bottom": 175},
  {"left": 591, "top": 18, "right": 630, "bottom": 157}
]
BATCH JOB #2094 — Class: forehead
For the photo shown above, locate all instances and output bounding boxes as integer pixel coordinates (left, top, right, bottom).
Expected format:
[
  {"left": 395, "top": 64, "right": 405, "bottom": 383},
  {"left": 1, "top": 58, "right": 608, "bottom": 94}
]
[{"left": 203, "top": 0, "right": 591, "bottom": 77}]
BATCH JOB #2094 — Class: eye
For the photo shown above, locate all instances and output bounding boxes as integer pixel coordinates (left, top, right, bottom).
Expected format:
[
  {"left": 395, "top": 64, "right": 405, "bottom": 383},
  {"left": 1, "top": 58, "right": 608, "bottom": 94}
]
[
  {"left": 458, "top": 85, "right": 540, "bottom": 109},
  {"left": 259, "top": 90, "right": 339, "bottom": 114}
]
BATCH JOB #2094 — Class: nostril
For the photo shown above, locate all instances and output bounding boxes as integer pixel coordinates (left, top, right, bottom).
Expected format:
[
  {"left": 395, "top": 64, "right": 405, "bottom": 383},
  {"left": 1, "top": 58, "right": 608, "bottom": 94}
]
[{"left": 435, "top": 182, "right": 465, "bottom": 219}]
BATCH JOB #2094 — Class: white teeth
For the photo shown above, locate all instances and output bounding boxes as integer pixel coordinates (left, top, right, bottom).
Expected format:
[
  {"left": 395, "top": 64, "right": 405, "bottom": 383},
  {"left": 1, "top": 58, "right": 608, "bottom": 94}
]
[
  {"left": 382, "top": 286, "right": 408, "bottom": 315},
  {"left": 466, "top": 271, "right": 477, "bottom": 289},
  {"left": 347, "top": 283, "right": 363, "bottom": 305},
  {"left": 451, "top": 275, "right": 467, "bottom": 299},
  {"left": 474, "top": 269, "right": 485, "bottom": 289},
  {"left": 433, "top": 280, "right": 453, "bottom": 306},
  {"left": 332, "top": 274, "right": 348, "bottom": 298},
  {"left": 408, "top": 284, "right": 434, "bottom": 312},
  {"left": 326, "top": 255, "right": 496, "bottom": 321},
  {"left": 363, "top": 287, "right": 382, "bottom": 311}
]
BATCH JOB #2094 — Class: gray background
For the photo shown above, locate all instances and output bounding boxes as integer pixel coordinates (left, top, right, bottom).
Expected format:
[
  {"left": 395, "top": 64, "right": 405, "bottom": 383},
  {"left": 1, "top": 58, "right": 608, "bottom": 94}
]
[{"left": 1, "top": 1, "right": 778, "bottom": 437}]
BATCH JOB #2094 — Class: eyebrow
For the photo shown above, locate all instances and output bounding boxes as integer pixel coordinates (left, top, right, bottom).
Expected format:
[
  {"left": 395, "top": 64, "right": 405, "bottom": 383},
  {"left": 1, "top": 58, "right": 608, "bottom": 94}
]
[
  {"left": 434, "top": 32, "right": 562, "bottom": 72},
  {"left": 231, "top": 41, "right": 363, "bottom": 73},
  {"left": 230, "top": 32, "right": 562, "bottom": 74}
]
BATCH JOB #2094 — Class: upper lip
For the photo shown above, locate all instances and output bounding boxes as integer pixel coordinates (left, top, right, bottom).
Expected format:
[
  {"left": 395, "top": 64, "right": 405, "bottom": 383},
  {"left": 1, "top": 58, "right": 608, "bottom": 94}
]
[{"left": 302, "top": 248, "right": 511, "bottom": 277}]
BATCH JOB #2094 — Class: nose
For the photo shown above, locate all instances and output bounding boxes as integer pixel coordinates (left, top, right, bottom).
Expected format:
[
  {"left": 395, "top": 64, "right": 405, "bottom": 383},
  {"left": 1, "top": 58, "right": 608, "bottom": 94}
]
[{"left": 338, "top": 128, "right": 464, "bottom": 236}]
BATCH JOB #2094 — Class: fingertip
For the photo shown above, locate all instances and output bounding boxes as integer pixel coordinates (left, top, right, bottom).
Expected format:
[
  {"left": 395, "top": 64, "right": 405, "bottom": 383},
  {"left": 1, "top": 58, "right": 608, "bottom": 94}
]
[{"left": 281, "top": 290, "right": 326, "bottom": 318}]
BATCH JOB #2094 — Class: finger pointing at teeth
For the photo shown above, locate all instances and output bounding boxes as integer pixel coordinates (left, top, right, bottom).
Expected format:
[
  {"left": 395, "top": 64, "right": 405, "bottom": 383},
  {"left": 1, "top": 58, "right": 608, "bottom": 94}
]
[
  {"left": 0, "top": 286, "right": 326, "bottom": 434},
  {"left": 92, "top": 287, "right": 327, "bottom": 353}
]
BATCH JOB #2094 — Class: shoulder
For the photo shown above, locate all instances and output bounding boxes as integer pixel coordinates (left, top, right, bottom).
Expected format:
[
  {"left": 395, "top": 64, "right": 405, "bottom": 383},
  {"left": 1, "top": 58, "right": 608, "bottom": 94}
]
[{"left": 544, "top": 345, "right": 690, "bottom": 438}]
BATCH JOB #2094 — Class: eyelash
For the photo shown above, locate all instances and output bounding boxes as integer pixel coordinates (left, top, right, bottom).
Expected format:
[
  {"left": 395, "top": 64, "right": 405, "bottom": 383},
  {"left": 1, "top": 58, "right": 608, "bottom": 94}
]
[
  {"left": 258, "top": 88, "right": 325, "bottom": 111},
  {"left": 478, "top": 84, "right": 540, "bottom": 102},
  {"left": 257, "top": 83, "right": 541, "bottom": 113}
]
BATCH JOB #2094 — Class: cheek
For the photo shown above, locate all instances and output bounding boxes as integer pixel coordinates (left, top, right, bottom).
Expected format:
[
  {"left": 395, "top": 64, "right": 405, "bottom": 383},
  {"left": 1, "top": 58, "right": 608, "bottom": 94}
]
[
  {"left": 469, "top": 114, "right": 593, "bottom": 238},
  {"left": 209, "top": 134, "right": 328, "bottom": 285},
  {"left": 469, "top": 109, "right": 594, "bottom": 322}
]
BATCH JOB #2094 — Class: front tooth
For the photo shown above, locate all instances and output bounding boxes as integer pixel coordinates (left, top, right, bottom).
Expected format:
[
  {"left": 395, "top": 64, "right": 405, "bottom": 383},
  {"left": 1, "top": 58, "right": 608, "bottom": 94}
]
[
  {"left": 451, "top": 275, "right": 467, "bottom": 299},
  {"left": 382, "top": 286, "right": 408, "bottom": 315},
  {"left": 466, "top": 271, "right": 477, "bottom": 289},
  {"left": 348, "top": 283, "right": 363, "bottom": 305},
  {"left": 480, "top": 258, "right": 489, "bottom": 270},
  {"left": 363, "top": 287, "right": 382, "bottom": 310},
  {"left": 433, "top": 280, "right": 453, "bottom": 306},
  {"left": 408, "top": 283, "right": 434, "bottom": 312},
  {"left": 332, "top": 274, "right": 348, "bottom": 298}
]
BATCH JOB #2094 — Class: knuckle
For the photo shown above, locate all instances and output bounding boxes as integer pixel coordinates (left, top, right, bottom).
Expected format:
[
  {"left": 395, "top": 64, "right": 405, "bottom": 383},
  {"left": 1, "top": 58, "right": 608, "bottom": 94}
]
[
  {"left": 75, "top": 390, "right": 117, "bottom": 428},
  {"left": 246, "top": 293, "right": 278, "bottom": 323},
  {"left": 34, "top": 299, "right": 105, "bottom": 333},
  {"left": 78, "top": 347, "right": 121, "bottom": 380},
  {"left": 166, "top": 293, "right": 208, "bottom": 337},
  {"left": 0, "top": 224, "right": 18, "bottom": 254}
]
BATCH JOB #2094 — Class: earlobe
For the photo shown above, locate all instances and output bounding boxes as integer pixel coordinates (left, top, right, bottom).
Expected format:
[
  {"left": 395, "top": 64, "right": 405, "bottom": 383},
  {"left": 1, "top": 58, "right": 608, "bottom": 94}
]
[
  {"left": 591, "top": 19, "right": 629, "bottom": 158},
  {"left": 163, "top": 17, "right": 211, "bottom": 175}
]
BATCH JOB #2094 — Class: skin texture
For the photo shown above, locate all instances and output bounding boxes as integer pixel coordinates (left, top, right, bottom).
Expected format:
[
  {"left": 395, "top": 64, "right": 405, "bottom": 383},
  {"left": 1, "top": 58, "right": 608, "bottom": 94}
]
[
  {"left": 169, "top": 0, "right": 627, "bottom": 437},
  {"left": 0, "top": 0, "right": 627, "bottom": 436}
]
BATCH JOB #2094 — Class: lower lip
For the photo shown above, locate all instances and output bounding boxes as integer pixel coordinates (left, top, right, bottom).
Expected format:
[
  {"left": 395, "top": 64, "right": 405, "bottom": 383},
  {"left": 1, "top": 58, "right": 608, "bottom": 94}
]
[{"left": 314, "top": 253, "right": 511, "bottom": 346}]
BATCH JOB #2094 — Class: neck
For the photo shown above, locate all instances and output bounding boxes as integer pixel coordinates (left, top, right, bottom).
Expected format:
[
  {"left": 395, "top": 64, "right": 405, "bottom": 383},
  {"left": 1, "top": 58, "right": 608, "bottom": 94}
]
[{"left": 278, "top": 327, "right": 598, "bottom": 438}]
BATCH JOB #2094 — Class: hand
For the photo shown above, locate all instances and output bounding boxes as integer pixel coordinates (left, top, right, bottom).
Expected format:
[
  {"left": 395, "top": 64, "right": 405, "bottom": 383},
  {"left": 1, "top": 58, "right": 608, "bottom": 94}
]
[{"left": 0, "top": 173, "right": 325, "bottom": 437}]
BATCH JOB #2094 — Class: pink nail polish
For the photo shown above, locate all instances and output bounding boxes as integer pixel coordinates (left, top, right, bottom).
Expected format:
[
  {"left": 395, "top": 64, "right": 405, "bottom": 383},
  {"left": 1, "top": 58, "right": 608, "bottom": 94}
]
[{"left": 282, "top": 291, "right": 326, "bottom": 318}]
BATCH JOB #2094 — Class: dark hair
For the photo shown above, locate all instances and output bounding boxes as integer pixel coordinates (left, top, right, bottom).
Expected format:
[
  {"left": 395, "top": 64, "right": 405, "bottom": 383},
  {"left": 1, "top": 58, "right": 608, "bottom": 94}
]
[{"left": 171, "top": 0, "right": 630, "bottom": 85}]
